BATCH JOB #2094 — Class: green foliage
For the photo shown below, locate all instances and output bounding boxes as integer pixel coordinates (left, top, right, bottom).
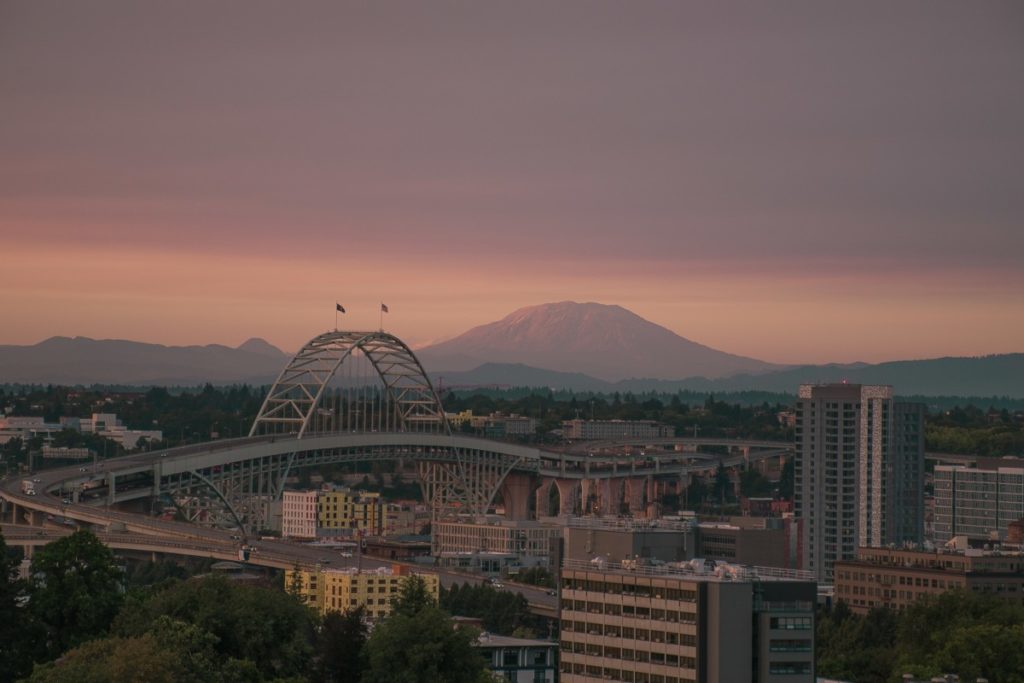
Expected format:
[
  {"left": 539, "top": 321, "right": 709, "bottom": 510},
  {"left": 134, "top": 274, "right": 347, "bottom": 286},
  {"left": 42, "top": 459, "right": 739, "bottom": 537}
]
[
  {"left": 392, "top": 574, "right": 436, "bottom": 617},
  {"left": 113, "top": 574, "right": 316, "bottom": 680},
  {"left": 362, "top": 606, "right": 487, "bottom": 683},
  {"left": 739, "top": 466, "right": 774, "bottom": 497},
  {"left": 440, "top": 582, "right": 544, "bottom": 636},
  {"left": 817, "top": 590, "right": 1024, "bottom": 683},
  {"left": 0, "top": 531, "right": 38, "bottom": 681},
  {"left": 317, "top": 606, "right": 369, "bottom": 682},
  {"left": 24, "top": 615, "right": 279, "bottom": 683},
  {"left": 29, "top": 529, "right": 124, "bottom": 658}
]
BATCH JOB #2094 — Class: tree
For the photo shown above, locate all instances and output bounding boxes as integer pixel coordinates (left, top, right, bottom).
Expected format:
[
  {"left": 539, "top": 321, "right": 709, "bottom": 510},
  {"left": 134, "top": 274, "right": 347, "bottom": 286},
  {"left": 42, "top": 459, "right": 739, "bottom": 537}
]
[
  {"left": 30, "top": 529, "right": 124, "bottom": 658},
  {"left": 362, "top": 606, "right": 487, "bottom": 683},
  {"left": 113, "top": 573, "right": 316, "bottom": 681},
  {"left": 0, "top": 531, "right": 37, "bottom": 680},
  {"left": 26, "top": 616, "right": 255, "bottom": 683},
  {"left": 317, "top": 606, "right": 369, "bottom": 682},
  {"left": 392, "top": 574, "right": 436, "bottom": 617}
]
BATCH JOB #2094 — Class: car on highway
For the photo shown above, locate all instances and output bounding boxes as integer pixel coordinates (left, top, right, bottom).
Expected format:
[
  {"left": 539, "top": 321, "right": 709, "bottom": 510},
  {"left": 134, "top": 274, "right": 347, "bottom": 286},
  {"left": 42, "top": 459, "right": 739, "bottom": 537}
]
[
  {"left": 340, "top": 551, "right": 353, "bottom": 558},
  {"left": 545, "top": 589, "right": 557, "bottom": 596}
]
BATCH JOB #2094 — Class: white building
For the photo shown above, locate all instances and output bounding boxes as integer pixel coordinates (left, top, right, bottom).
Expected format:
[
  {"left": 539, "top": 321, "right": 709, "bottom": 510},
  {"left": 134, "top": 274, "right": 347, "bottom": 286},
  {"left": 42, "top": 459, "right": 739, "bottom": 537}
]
[{"left": 282, "top": 489, "right": 319, "bottom": 539}]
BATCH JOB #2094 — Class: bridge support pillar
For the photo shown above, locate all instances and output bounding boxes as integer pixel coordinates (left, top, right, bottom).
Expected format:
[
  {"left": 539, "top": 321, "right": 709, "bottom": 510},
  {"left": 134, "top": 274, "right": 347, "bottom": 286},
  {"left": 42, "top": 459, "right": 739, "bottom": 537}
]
[
  {"left": 500, "top": 473, "right": 533, "bottom": 521},
  {"left": 627, "top": 477, "right": 645, "bottom": 516},
  {"left": 580, "top": 479, "right": 594, "bottom": 516},
  {"left": 596, "top": 479, "right": 625, "bottom": 516},
  {"left": 554, "top": 479, "right": 579, "bottom": 517},
  {"left": 29, "top": 509, "right": 45, "bottom": 527}
]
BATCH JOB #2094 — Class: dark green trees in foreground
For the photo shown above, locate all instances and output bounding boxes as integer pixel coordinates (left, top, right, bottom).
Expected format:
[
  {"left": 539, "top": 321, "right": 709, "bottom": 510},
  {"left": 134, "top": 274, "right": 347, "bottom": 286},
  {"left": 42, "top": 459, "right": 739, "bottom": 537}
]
[
  {"left": 818, "top": 590, "right": 1024, "bottom": 683},
  {"left": 1, "top": 531, "right": 496, "bottom": 682}
]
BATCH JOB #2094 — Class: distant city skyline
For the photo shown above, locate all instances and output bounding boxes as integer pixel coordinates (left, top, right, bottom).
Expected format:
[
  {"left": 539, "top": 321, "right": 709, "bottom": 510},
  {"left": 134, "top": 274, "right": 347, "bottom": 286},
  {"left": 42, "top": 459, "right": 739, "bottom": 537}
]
[{"left": 2, "top": 1, "right": 1022, "bottom": 363}]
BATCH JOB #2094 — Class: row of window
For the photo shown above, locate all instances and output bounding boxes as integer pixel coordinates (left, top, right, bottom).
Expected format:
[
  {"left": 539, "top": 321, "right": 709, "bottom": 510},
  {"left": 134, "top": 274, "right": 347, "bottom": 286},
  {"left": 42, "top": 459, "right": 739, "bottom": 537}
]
[
  {"left": 769, "top": 617, "right": 812, "bottom": 630},
  {"left": 562, "top": 603, "right": 697, "bottom": 621},
  {"left": 562, "top": 580, "right": 697, "bottom": 601},
  {"left": 559, "top": 662, "right": 694, "bottom": 683},
  {"left": 562, "top": 620, "right": 697, "bottom": 643},
  {"left": 561, "top": 641, "right": 696, "bottom": 669}
]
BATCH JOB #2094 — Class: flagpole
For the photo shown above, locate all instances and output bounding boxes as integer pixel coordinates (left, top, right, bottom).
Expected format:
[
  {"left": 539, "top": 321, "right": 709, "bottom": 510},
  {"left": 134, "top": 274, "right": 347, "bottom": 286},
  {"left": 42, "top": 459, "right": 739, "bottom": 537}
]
[{"left": 379, "top": 303, "right": 383, "bottom": 332}]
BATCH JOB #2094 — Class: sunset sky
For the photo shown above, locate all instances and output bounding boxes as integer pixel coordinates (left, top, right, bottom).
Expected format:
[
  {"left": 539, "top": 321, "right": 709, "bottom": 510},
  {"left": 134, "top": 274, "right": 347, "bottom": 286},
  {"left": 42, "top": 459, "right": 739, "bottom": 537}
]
[{"left": 2, "top": 1, "right": 1022, "bottom": 364}]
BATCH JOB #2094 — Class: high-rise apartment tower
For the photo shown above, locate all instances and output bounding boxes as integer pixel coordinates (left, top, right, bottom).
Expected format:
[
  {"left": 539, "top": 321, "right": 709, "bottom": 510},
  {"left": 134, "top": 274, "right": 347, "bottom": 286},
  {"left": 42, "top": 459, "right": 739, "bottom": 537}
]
[{"left": 795, "top": 384, "right": 924, "bottom": 583}]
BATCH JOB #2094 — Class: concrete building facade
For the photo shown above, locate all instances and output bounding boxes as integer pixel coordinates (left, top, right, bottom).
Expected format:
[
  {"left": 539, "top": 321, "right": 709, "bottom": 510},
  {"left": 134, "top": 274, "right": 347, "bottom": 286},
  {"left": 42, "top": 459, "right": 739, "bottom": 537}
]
[
  {"left": 558, "top": 560, "right": 816, "bottom": 683},
  {"left": 795, "top": 384, "right": 924, "bottom": 583},
  {"left": 934, "top": 459, "right": 1024, "bottom": 543},
  {"left": 834, "top": 546, "right": 1024, "bottom": 614}
]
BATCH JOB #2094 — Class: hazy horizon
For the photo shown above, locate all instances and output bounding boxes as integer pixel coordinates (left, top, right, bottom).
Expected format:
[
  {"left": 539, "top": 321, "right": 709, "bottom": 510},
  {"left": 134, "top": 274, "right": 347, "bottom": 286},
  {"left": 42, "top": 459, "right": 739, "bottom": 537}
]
[{"left": 2, "top": 2, "right": 1022, "bottom": 364}]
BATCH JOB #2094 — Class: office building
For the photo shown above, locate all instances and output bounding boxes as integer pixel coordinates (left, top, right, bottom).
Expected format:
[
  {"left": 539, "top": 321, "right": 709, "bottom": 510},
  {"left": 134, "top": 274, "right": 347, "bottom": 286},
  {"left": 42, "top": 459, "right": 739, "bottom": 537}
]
[
  {"left": 934, "top": 458, "right": 1024, "bottom": 543},
  {"left": 285, "top": 564, "right": 440, "bottom": 620},
  {"left": 475, "top": 633, "right": 558, "bottom": 683},
  {"left": 432, "top": 517, "right": 562, "bottom": 572},
  {"left": 559, "top": 559, "right": 816, "bottom": 683},
  {"left": 795, "top": 384, "right": 924, "bottom": 583},
  {"left": 834, "top": 546, "right": 1024, "bottom": 614},
  {"left": 562, "top": 419, "right": 674, "bottom": 441}
]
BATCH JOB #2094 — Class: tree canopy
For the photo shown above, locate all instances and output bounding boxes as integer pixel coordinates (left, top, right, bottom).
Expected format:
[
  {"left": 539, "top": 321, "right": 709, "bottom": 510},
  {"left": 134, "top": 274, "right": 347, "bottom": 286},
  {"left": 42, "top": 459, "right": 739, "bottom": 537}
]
[
  {"left": 29, "top": 529, "right": 124, "bottom": 658},
  {"left": 817, "top": 590, "right": 1024, "bottom": 683}
]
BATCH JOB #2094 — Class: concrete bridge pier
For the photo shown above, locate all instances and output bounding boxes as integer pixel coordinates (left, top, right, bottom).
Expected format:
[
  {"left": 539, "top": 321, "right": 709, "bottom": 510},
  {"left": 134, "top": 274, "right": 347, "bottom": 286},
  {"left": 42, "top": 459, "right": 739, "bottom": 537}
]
[
  {"left": 499, "top": 472, "right": 533, "bottom": 520},
  {"left": 580, "top": 479, "right": 595, "bottom": 515},
  {"left": 553, "top": 479, "right": 580, "bottom": 517},
  {"left": 600, "top": 478, "right": 629, "bottom": 516}
]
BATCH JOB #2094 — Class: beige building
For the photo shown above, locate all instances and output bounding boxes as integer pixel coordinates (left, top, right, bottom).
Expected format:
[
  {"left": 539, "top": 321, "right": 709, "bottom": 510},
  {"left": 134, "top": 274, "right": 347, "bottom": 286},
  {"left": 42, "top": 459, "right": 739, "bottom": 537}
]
[
  {"left": 383, "top": 502, "right": 420, "bottom": 536},
  {"left": 559, "top": 560, "right": 816, "bottom": 683},
  {"left": 834, "top": 546, "right": 1024, "bottom": 614},
  {"left": 286, "top": 564, "right": 440, "bottom": 620}
]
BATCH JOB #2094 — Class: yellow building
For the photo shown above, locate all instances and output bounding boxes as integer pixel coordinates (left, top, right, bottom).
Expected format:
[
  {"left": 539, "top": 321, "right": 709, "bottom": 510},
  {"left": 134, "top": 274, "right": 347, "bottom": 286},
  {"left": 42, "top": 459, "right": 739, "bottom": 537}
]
[
  {"left": 317, "top": 488, "right": 382, "bottom": 535},
  {"left": 286, "top": 564, "right": 440, "bottom": 620}
]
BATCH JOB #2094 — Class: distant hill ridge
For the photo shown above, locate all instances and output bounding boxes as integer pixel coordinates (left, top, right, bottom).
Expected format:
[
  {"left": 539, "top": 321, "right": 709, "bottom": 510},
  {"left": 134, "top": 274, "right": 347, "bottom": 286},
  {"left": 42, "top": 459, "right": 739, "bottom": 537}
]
[
  {"left": 429, "top": 355, "right": 1024, "bottom": 398},
  {"left": 1, "top": 302, "right": 1021, "bottom": 397},
  {"left": 0, "top": 336, "right": 287, "bottom": 386}
]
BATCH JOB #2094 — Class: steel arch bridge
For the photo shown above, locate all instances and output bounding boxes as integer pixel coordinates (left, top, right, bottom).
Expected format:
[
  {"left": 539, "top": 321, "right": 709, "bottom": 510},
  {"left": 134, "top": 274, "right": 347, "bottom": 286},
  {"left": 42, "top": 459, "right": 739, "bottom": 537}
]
[{"left": 163, "top": 330, "right": 526, "bottom": 532}]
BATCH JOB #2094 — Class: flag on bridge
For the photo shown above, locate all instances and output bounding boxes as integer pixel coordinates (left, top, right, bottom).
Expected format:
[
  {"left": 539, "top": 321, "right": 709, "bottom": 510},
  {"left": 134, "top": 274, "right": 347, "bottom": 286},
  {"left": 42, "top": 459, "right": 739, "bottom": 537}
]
[
  {"left": 336, "top": 303, "right": 346, "bottom": 313},
  {"left": 381, "top": 303, "right": 389, "bottom": 313}
]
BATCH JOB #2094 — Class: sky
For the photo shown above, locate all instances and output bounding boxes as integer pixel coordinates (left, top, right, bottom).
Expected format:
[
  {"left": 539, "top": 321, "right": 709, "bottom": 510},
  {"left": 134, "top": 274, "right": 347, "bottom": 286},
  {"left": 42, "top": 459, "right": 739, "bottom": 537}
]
[{"left": 1, "top": 1, "right": 1022, "bottom": 364}]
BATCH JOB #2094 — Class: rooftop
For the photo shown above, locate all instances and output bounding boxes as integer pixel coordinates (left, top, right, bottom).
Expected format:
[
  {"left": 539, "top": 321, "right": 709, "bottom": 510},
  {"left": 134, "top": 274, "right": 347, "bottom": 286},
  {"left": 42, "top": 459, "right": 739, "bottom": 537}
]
[{"left": 563, "top": 557, "right": 814, "bottom": 583}]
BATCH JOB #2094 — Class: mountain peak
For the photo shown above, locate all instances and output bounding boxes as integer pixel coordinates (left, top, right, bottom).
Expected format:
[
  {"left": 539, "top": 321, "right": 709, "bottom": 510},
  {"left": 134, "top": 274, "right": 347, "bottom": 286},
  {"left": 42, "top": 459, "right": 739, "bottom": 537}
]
[
  {"left": 237, "top": 338, "right": 285, "bottom": 357},
  {"left": 416, "top": 301, "right": 778, "bottom": 381}
]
